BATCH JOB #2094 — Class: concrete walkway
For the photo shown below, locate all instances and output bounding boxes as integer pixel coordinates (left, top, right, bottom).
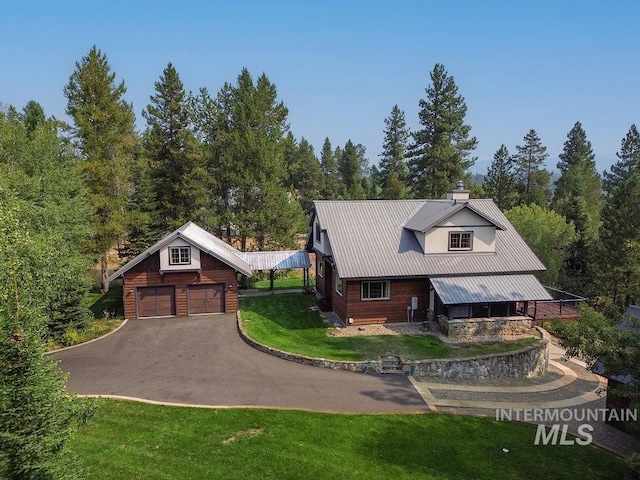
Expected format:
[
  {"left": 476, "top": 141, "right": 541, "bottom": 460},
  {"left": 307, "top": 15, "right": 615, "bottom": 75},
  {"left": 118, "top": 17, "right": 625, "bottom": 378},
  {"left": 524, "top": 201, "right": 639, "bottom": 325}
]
[{"left": 409, "top": 335, "right": 640, "bottom": 457}]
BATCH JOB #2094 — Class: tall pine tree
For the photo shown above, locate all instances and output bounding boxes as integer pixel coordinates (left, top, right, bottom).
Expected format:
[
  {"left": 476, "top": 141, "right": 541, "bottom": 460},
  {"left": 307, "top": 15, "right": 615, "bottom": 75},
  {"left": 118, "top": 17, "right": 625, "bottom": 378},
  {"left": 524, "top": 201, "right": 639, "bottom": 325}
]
[
  {"left": 338, "top": 140, "right": 367, "bottom": 200},
  {"left": 143, "top": 62, "right": 207, "bottom": 229},
  {"left": 319, "top": 137, "right": 340, "bottom": 199},
  {"left": 513, "top": 129, "right": 551, "bottom": 206},
  {"left": 379, "top": 105, "right": 410, "bottom": 199},
  {"left": 483, "top": 144, "right": 517, "bottom": 210},
  {"left": 598, "top": 125, "right": 640, "bottom": 313},
  {"left": 64, "top": 46, "right": 136, "bottom": 293},
  {"left": 408, "top": 63, "right": 477, "bottom": 198},
  {"left": 552, "top": 122, "right": 602, "bottom": 296}
]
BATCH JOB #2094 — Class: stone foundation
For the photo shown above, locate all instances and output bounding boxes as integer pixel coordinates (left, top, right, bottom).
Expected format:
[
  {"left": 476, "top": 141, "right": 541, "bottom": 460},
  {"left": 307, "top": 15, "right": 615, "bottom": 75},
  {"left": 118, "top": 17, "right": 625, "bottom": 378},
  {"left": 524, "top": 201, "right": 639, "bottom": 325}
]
[{"left": 438, "top": 315, "right": 532, "bottom": 339}]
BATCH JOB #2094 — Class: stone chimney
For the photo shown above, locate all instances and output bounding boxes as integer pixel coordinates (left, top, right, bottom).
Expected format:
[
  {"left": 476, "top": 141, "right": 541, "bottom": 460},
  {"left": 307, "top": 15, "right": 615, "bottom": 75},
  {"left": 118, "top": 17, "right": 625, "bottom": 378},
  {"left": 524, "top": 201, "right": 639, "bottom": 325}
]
[{"left": 446, "top": 180, "right": 470, "bottom": 201}]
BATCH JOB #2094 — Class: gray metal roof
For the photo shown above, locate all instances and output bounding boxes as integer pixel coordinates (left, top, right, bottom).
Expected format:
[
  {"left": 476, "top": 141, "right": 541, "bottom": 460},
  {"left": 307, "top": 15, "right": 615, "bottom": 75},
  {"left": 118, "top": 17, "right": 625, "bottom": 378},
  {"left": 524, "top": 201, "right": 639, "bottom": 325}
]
[
  {"left": 431, "top": 274, "right": 552, "bottom": 305},
  {"left": 312, "top": 199, "right": 546, "bottom": 279},
  {"left": 107, "top": 221, "right": 252, "bottom": 281},
  {"left": 239, "top": 250, "right": 311, "bottom": 271}
]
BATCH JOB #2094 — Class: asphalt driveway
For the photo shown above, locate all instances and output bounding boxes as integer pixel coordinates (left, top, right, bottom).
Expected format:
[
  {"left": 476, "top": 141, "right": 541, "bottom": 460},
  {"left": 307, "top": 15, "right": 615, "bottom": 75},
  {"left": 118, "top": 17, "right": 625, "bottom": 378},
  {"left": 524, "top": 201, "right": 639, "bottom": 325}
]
[{"left": 52, "top": 315, "right": 428, "bottom": 413}]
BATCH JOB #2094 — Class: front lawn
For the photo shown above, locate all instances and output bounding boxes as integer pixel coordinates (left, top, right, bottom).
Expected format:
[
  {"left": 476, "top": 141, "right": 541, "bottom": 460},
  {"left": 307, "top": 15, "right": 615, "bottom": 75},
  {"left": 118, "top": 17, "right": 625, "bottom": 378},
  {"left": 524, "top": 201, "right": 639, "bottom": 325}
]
[
  {"left": 240, "top": 295, "right": 538, "bottom": 361},
  {"left": 68, "top": 400, "right": 626, "bottom": 480}
]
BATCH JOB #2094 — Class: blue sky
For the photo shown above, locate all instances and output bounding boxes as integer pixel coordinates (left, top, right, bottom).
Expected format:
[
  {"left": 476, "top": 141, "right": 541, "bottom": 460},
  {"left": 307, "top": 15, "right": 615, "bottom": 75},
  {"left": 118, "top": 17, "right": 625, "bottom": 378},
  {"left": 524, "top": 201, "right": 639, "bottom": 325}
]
[{"left": 2, "top": 1, "right": 638, "bottom": 174}]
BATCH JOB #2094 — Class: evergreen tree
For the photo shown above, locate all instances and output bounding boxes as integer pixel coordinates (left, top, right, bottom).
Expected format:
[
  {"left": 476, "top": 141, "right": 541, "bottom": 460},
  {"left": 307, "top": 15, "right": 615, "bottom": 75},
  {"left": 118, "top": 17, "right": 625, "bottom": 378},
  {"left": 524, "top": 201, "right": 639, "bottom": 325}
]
[
  {"left": 0, "top": 188, "right": 94, "bottom": 480},
  {"left": 513, "top": 129, "right": 552, "bottom": 206},
  {"left": 552, "top": 122, "right": 603, "bottom": 296},
  {"left": 338, "top": 140, "right": 366, "bottom": 199},
  {"left": 598, "top": 125, "right": 640, "bottom": 313},
  {"left": 64, "top": 46, "right": 136, "bottom": 293},
  {"left": 407, "top": 63, "right": 477, "bottom": 198},
  {"left": 483, "top": 144, "right": 517, "bottom": 210},
  {"left": 22, "top": 100, "right": 46, "bottom": 138},
  {"left": 319, "top": 137, "right": 340, "bottom": 199},
  {"left": 143, "top": 63, "right": 207, "bottom": 229},
  {"left": 379, "top": 105, "right": 410, "bottom": 199},
  {"left": 284, "top": 135, "right": 322, "bottom": 211}
]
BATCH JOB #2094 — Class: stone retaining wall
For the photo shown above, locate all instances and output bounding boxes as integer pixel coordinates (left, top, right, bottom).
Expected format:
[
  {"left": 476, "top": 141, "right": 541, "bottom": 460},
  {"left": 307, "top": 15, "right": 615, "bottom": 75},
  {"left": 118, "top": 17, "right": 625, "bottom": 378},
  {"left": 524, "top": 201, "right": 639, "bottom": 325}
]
[
  {"left": 438, "top": 315, "right": 532, "bottom": 339},
  {"left": 237, "top": 313, "right": 549, "bottom": 379}
]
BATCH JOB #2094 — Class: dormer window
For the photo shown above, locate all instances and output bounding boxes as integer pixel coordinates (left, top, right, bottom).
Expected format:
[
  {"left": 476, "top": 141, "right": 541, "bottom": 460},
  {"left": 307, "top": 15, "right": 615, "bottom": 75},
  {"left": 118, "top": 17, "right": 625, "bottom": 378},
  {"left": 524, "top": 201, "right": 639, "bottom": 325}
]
[
  {"left": 449, "top": 232, "right": 473, "bottom": 251},
  {"left": 169, "top": 246, "right": 191, "bottom": 265}
]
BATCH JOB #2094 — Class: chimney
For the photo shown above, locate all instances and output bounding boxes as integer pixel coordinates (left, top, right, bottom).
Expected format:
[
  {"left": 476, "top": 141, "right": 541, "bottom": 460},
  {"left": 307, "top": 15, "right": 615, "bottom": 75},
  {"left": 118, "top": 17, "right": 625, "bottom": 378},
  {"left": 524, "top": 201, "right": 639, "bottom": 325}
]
[{"left": 446, "top": 180, "right": 470, "bottom": 201}]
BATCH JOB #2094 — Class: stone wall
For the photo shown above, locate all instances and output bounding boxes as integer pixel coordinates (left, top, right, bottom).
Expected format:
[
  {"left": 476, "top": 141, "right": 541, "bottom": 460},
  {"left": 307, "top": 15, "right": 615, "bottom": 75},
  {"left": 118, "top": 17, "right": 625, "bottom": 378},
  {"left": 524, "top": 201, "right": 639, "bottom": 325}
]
[
  {"left": 438, "top": 315, "right": 532, "bottom": 339},
  {"left": 237, "top": 313, "right": 549, "bottom": 379}
]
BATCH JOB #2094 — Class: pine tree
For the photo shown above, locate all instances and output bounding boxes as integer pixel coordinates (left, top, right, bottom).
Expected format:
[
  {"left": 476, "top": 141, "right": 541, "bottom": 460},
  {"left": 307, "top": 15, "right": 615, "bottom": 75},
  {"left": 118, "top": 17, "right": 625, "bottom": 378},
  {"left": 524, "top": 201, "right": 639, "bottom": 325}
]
[
  {"left": 598, "top": 125, "right": 640, "bottom": 313},
  {"left": 319, "top": 137, "right": 340, "bottom": 199},
  {"left": 284, "top": 135, "right": 322, "bottom": 211},
  {"left": 552, "top": 122, "right": 603, "bottom": 295},
  {"left": 338, "top": 140, "right": 366, "bottom": 199},
  {"left": 64, "top": 46, "right": 136, "bottom": 293},
  {"left": 143, "top": 62, "right": 207, "bottom": 228},
  {"left": 407, "top": 63, "right": 477, "bottom": 198},
  {"left": 379, "top": 105, "right": 410, "bottom": 199},
  {"left": 483, "top": 144, "right": 517, "bottom": 210},
  {"left": 513, "top": 129, "right": 551, "bottom": 206}
]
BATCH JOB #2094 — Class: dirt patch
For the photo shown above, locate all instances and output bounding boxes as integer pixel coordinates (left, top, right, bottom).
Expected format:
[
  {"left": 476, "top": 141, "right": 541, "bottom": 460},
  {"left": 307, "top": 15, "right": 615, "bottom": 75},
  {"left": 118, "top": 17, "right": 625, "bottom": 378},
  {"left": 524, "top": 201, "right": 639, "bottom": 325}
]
[{"left": 222, "top": 428, "right": 264, "bottom": 445}]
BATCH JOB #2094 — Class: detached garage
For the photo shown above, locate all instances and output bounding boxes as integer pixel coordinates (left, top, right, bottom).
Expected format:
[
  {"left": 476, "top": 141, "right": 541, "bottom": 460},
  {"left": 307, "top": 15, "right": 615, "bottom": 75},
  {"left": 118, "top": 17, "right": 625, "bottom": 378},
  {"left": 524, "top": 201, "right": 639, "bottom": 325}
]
[{"left": 107, "top": 222, "right": 252, "bottom": 319}]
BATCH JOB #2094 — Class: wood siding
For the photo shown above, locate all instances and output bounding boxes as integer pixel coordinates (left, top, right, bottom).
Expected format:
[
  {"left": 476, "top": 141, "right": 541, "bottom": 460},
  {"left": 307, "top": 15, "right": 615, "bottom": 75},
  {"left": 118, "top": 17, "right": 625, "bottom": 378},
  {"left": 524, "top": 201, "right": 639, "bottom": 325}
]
[
  {"left": 344, "top": 278, "right": 429, "bottom": 325},
  {"left": 121, "top": 251, "right": 238, "bottom": 319}
]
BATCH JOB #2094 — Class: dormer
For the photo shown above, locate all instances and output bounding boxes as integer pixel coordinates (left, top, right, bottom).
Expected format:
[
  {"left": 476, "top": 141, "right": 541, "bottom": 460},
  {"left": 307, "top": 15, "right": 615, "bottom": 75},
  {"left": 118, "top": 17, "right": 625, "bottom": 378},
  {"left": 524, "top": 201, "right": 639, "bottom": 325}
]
[
  {"left": 403, "top": 196, "right": 506, "bottom": 255},
  {"left": 159, "top": 238, "right": 202, "bottom": 272}
]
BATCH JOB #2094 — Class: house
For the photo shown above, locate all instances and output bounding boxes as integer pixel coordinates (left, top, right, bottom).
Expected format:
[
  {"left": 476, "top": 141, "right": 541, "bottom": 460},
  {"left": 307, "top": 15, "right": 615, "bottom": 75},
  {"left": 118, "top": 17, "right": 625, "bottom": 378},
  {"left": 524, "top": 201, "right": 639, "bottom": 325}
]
[
  {"left": 107, "top": 222, "right": 252, "bottom": 319},
  {"left": 307, "top": 183, "right": 554, "bottom": 336}
]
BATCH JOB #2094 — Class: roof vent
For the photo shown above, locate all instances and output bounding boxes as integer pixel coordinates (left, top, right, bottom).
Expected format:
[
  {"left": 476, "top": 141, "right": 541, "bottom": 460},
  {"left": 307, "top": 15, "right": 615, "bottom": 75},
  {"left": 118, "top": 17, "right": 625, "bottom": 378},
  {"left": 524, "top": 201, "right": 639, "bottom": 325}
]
[{"left": 446, "top": 181, "right": 470, "bottom": 201}]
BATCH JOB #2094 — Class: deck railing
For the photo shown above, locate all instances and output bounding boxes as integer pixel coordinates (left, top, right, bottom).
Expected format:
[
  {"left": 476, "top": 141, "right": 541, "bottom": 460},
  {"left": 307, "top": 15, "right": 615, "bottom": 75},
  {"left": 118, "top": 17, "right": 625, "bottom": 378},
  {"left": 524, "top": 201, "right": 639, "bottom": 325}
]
[{"left": 529, "top": 287, "right": 588, "bottom": 322}]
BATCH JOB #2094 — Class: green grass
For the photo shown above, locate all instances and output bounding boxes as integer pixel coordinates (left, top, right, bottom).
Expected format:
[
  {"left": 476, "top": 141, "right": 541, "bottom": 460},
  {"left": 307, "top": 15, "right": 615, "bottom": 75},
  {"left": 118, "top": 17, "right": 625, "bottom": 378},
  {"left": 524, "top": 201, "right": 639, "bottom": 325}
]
[
  {"left": 253, "top": 272, "right": 311, "bottom": 290},
  {"left": 240, "top": 295, "right": 538, "bottom": 361},
  {"left": 85, "top": 282, "right": 124, "bottom": 319},
  {"left": 68, "top": 400, "right": 627, "bottom": 480}
]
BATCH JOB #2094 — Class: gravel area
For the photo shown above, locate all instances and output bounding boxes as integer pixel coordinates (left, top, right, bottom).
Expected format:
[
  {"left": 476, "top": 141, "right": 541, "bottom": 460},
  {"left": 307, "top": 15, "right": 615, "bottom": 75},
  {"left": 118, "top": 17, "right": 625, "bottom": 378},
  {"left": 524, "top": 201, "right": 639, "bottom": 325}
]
[{"left": 328, "top": 321, "right": 539, "bottom": 345}]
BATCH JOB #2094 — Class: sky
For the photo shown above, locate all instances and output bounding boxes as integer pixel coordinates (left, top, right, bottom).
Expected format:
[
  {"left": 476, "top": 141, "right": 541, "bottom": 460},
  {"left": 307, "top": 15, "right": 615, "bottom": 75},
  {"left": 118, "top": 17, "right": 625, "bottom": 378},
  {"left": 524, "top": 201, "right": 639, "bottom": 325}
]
[{"left": 2, "top": 0, "right": 639, "bottom": 174}]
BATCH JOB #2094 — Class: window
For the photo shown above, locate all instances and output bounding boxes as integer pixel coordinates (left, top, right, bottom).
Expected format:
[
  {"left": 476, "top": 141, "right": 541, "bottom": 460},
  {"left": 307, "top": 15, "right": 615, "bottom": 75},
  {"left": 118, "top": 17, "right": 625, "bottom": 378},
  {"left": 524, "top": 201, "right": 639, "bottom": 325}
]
[
  {"left": 169, "top": 246, "right": 191, "bottom": 265},
  {"left": 449, "top": 232, "right": 473, "bottom": 251},
  {"left": 315, "top": 223, "right": 321, "bottom": 243},
  {"left": 361, "top": 281, "right": 390, "bottom": 300},
  {"left": 335, "top": 275, "right": 343, "bottom": 296},
  {"left": 316, "top": 257, "right": 324, "bottom": 278}
]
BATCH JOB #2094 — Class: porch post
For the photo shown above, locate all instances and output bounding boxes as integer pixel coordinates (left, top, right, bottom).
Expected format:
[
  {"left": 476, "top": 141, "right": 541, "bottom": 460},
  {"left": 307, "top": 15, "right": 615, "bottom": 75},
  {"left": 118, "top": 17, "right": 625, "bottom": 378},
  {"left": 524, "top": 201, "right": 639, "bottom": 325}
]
[{"left": 269, "top": 269, "right": 275, "bottom": 290}]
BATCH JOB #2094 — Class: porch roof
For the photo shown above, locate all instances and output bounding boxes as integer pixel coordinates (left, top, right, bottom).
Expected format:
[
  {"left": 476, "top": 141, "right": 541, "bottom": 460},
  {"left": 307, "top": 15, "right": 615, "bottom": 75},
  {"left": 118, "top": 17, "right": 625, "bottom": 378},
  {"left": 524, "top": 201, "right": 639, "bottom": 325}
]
[{"left": 431, "top": 274, "right": 553, "bottom": 305}]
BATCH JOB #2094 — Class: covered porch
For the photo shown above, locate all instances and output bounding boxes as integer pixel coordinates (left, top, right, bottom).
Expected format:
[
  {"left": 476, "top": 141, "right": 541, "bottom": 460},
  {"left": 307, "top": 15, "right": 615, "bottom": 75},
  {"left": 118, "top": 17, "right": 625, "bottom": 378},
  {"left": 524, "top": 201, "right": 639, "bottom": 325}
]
[
  {"left": 239, "top": 250, "right": 312, "bottom": 291},
  {"left": 429, "top": 274, "right": 568, "bottom": 339}
]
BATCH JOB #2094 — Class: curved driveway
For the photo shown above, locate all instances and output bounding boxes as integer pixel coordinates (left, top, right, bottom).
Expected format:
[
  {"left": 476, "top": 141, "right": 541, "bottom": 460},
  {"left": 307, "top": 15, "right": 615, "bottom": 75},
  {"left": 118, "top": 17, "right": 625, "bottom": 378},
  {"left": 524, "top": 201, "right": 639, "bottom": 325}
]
[{"left": 52, "top": 315, "right": 428, "bottom": 413}]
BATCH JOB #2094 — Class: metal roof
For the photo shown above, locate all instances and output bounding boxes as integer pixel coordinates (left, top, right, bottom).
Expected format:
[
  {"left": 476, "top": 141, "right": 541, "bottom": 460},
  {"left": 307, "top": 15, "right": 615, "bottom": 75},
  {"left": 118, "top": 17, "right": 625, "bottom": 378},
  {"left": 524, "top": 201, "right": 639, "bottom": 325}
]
[
  {"left": 431, "top": 274, "right": 552, "bottom": 305},
  {"left": 107, "top": 221, "right": 252, "bottom": 281},
  {"left": 312, "top": 199, "right": 546, "bottom": 279},
  {"left": 239, "top": 250, "right": 311, "bottom": 271}
]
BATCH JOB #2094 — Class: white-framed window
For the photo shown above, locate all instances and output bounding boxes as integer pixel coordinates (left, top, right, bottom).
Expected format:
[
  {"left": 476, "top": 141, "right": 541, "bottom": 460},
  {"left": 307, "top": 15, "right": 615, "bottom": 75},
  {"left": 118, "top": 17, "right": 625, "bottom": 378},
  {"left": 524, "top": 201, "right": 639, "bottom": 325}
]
[
  {"left": 169, "top": 246, "right": 191, "bottom": 265},
  {"left": 361, "top": 281, "right": 390, "bottom": 301},
  {"left": 449, "top": 231, "right": 473, "bottom": 251},
  {"left": 335, "top": 274, "right": 343, "bottom": 296},
  {"left": 316, "top": 257, "right": 324, "bottom": 278},
  {"left": 315, "top": 223, "right": 322, "bottom": 243}
]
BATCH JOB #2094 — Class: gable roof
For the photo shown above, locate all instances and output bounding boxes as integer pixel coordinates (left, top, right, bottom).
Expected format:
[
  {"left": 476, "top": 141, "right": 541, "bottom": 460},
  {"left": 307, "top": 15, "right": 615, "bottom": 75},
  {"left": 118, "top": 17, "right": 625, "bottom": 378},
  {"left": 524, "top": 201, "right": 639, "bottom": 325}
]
[
  {"left": 107, "top": 221, "right": 252, "bottom": 282},
  {"left": 312, "top": 199, "right": 546, "bottom": 279},
  {"left": 403, "top": 200, "right": 507, "bottom": 233}
]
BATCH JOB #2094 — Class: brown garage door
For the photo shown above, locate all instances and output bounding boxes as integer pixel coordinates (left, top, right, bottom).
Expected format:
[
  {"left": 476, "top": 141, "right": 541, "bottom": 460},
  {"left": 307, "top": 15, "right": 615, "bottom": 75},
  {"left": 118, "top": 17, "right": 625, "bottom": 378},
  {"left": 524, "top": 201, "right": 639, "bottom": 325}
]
[
  {"left": 137, "top": 286, "right": 176, "bottom": 318},
  {"left": 188, "top": 284, "right": 225, "bottom": 314}
]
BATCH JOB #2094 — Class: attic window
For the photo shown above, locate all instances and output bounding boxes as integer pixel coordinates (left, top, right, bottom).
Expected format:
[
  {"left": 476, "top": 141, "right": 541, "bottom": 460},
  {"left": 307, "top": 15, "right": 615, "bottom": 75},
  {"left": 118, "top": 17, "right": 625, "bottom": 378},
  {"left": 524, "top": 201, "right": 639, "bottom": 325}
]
[
  {"left": 169, "top": 246, "right": 191, "bottom": 265},
  {"left": 449, "top": 232, "right": 473, "bottom": 251},
  {"left": 315, "top": 223, "right": 321, "bottom": 243}
]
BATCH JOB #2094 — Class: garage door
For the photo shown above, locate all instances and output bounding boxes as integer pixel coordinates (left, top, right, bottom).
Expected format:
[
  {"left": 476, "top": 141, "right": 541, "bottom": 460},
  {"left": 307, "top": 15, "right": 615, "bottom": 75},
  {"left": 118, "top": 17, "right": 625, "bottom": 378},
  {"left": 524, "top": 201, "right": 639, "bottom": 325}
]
[
  {"left": 137, "top": 286, "right": 176, "bottom": 318},
  {"left": 188, "top": 284, "right": 225, "bottom": 314}
]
